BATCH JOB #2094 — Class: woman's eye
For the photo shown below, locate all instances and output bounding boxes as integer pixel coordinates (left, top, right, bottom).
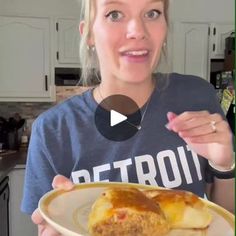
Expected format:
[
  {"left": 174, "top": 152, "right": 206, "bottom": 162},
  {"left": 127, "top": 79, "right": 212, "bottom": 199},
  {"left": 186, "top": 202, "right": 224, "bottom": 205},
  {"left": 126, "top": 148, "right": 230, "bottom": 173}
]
[
  {"left": 105, "top": 11, "right": 123, "bottom": 21},
  {"left": 145, "top": 9, "right": 161, "bottom": 19}
]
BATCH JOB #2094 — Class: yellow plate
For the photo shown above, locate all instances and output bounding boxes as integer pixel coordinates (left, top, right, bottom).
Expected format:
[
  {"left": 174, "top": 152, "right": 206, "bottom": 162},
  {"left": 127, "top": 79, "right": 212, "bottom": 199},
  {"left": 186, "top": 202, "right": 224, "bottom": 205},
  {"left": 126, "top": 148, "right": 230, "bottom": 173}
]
[{"left": 39, "top": 182, "right": 235, "bottom": 236}]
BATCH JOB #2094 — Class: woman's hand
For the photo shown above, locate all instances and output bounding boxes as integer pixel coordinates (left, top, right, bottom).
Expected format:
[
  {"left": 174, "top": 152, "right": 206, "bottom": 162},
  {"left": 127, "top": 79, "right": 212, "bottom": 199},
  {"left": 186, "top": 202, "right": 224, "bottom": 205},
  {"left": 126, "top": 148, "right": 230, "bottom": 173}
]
[
  {"left": 166, "top": 111, "right": 234, "bottom": 169},
  {"left": 31, "top": 175, "right": 74, "bottom": 236}
]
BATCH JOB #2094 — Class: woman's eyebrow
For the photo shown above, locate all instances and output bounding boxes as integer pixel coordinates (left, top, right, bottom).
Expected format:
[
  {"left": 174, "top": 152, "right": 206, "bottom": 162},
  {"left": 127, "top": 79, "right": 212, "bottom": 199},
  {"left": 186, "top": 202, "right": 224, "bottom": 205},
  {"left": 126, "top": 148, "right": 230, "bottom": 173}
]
[
  {"left": 102, "top": 0, "right": 124, "bottom": 6},
  {"left": 102, "top": 0, "right": 162, "bottom": 6}
]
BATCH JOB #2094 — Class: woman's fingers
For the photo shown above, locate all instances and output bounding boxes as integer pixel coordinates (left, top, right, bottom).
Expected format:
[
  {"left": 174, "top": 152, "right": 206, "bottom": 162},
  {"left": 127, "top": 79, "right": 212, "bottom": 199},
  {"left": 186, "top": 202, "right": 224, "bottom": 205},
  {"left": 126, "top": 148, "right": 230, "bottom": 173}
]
[
  {"left": 31, "top": 208, "right": 44, "bottom": 225},
  {"left": 167, "top": 111, "right": 177, "bottom": 122},
  {"left": 179, "top": 119, "right": 230, "bottom": 138},
  {"left": 34, "top": 176, "right": 74, "bottom": 225},
  {"left": 166, "top": 111, "right": 222, "bottom": 133},
  {"left": 166, "top": 111, "right": 209, "bottom": 131},
  {"left": 166, "top": 111, "right": 233, "bottom": 166},
  {"left": 32, "top": 206, "right": 63, "bottom": 236},
  {"left": 166, "top": 111, "right": 232, "bottom": 144},
  {"left": 32, "top": 175, "right": 74, "bottom": 236},
  {"left": 40, "top": 225, "right": 62, "bottom": 236},
  {"left": 51, "top": 175, "right": 74, "bottom": 190}
]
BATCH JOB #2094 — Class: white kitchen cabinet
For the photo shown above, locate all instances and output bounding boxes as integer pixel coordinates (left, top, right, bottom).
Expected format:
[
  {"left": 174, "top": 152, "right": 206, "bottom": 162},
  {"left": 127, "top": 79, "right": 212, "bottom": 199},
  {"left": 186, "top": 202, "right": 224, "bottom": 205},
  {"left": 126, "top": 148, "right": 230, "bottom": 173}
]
[
  {"left": 172, "top": 22, "right": 234, "bottom": 81},
  {"left": 55, "top": 18, "right": 81, "bottom": 67},
  {"left": 0, "top": 16, "right": 55, "bottom": 102},
  {"left": 8, "top": 168, "right": 38, "bottom": 236},
  {"left": 172, "top": 22, "right": 210, "bottom": 80},
  {"left": 209, "top": 23, "right": 234, "bottom": 59}
]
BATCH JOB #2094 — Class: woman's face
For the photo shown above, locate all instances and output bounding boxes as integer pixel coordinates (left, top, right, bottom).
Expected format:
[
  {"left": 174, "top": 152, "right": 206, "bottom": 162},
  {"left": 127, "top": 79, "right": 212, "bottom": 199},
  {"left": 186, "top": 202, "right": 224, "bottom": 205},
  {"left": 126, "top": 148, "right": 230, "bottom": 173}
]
[{"left": 89, "top": 0, "right": 167, "bottom": 84}]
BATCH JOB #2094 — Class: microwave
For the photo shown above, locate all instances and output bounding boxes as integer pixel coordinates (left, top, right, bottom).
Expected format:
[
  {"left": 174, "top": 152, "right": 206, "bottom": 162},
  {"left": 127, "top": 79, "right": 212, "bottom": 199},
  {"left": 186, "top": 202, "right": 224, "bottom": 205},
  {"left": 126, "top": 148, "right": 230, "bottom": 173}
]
[
  {"left": 55, "top": 67, "right": 100, "bottom": 86},
  {"left": 55, "top": 67, "right": 82, "bottom": 86}
]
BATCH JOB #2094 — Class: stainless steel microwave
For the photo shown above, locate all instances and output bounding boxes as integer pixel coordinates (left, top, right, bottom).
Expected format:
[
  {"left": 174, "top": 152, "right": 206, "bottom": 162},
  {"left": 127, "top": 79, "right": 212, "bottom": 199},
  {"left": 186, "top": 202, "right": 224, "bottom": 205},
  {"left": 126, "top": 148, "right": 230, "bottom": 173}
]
[{"left": 55, "top": 67, "right": 82, "bottom": 86}]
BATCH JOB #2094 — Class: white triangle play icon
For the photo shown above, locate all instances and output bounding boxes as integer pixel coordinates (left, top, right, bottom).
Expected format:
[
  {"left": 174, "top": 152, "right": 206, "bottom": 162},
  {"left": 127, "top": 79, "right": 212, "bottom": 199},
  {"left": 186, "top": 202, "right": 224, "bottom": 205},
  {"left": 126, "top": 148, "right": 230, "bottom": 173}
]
[{"left": 110, "top": 110, "right": 127, "bottom": 127}]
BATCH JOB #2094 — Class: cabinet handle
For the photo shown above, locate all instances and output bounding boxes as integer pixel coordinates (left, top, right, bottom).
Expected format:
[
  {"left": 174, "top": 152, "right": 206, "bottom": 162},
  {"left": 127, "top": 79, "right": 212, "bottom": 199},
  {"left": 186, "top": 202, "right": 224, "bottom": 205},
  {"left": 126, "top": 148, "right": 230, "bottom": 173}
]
[
  {"left": 7, "top": 184, "right": 10, "bottom": 201},
  {"left": 213, "top": 27, "right": 216, "bottom": 35},
  {"left": 45, "top": 75, "right": 48, "bottom": 91},
  {"left": 56, "top": 51, "right": 59, "bottom": 60},
  {"left": 213, "top": 44, "right": 216, "bottom": 52}
]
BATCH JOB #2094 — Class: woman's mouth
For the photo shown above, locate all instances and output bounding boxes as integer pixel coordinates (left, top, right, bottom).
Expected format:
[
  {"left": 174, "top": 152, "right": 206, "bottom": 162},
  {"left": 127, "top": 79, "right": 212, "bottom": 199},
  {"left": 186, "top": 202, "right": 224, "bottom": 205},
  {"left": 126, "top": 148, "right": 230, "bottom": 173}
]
[
  {"left": 124, "top": 50, "right": 149, "bottom": 56},
  {"left": 121, "top": 50, "right": 149, "bottom": 63}
]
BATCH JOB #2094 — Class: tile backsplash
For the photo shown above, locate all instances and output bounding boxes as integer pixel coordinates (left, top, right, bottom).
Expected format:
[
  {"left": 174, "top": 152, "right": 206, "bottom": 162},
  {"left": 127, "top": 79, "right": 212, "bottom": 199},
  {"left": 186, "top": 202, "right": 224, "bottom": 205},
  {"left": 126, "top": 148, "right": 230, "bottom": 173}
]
[
  {"left": 0, "top": 86, "right": 91, "bottom": 120},
  {"left": 0, "top": 102, "right": 54, "bottom": 120}
]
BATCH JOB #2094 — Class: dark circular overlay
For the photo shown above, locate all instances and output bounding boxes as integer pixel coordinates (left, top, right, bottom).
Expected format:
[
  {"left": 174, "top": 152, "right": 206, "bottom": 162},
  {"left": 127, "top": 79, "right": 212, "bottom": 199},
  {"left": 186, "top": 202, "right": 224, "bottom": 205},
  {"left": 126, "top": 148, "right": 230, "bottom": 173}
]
[{"left": 95, "top": 95, "right": 141, "bottom": 141}]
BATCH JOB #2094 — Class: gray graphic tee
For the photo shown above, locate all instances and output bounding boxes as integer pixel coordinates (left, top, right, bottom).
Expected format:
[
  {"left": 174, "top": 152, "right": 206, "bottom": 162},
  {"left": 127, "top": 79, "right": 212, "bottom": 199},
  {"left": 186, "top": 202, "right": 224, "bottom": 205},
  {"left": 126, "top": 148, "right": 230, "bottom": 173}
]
[{"left": 21, "top": 73, "right": 224, "bottom": 215}]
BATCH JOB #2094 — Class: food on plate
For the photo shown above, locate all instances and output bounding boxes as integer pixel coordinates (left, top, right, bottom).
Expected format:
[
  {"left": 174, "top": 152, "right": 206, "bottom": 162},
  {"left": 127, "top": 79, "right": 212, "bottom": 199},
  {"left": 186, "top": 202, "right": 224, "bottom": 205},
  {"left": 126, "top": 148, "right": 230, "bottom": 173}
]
[
  {"left": 88, "top": 187, "right": 170, "bottom": 236},
  {"left": 88, "top": 187, "right": 212, "bottom": 236},
  {"left": 143, "top": 189, "right": 212, "bottom": 229}
]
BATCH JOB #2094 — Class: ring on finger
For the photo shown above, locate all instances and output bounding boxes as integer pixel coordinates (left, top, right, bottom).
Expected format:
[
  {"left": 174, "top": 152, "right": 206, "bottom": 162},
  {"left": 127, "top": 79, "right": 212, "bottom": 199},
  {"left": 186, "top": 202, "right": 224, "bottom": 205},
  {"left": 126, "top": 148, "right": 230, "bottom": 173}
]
[{"left": 210, "top": 120, "right": 217, "bottom": 133}]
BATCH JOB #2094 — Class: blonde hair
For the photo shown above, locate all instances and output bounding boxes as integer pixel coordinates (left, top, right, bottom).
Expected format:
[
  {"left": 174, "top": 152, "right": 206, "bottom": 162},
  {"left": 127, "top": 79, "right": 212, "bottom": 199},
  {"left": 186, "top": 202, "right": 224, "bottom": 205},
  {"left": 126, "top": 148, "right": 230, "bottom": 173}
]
[{"left": 79, "top": 0, "right": 169, "bottom": 86}]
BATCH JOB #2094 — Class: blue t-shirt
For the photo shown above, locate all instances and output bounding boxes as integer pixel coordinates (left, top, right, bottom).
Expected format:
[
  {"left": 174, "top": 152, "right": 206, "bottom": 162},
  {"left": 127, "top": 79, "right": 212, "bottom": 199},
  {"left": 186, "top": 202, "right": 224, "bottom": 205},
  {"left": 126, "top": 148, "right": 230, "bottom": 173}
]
[{"left": 21, "top": 73, "right": 224, "bottom": 215}]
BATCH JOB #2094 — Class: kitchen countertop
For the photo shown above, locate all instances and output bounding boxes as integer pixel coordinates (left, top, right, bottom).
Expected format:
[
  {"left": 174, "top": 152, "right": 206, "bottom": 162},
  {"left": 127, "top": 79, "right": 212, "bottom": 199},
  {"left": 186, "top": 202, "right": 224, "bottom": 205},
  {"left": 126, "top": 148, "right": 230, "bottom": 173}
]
[{"left": 0, "top": 149, "right": 27, "bottom": 182}]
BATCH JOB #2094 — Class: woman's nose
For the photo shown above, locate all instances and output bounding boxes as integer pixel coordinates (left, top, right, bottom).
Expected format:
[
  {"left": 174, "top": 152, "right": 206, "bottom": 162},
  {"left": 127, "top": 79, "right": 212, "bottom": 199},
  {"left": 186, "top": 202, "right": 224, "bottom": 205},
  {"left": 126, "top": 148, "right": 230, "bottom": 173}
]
[{"left": 126, "top": 18, "right": 147, "bottom": 40}]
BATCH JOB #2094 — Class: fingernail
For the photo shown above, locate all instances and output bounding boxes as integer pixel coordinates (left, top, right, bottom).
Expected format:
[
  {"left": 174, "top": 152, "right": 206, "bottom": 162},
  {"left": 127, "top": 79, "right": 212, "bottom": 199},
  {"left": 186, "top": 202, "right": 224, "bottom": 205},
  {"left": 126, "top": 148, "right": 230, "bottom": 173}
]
[
  {"left": 64, "top": 182, "right": 74, "bottom": 190},
  {"left": 165, "top": 123, "right": 171, "bottom": 130},
  {"left": 56, "top": 182, "right": 73, "bottom": 191},
  {"left": 167, "top": 111, "right": 177, "bottom": 121}
]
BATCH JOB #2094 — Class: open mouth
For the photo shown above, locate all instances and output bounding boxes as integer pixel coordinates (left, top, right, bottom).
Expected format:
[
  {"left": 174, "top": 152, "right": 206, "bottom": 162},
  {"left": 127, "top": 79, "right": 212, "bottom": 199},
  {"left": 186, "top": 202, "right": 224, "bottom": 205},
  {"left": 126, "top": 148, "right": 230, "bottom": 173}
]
[
  {"left": 120, "top": 49, "right": 150, "bottom": 63},
  {"left": 122, "top": 50, "right": 149, "bottom": 56}
]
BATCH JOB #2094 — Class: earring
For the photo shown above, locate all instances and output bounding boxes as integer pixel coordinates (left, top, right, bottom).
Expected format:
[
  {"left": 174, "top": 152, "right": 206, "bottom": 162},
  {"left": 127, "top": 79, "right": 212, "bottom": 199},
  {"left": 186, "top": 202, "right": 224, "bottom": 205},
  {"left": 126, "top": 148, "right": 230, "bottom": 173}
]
[
  {"left": 87, "top": 45, "right": 95, "bottom": 51},
  {"left": 163, "top": 42, "right": 167, "bottom": 47}
]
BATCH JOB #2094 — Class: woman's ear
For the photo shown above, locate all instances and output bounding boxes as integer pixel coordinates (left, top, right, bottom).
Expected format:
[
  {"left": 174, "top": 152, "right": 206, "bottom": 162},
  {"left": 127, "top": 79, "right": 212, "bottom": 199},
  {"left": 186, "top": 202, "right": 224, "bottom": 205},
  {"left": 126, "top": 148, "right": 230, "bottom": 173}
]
[
  {"left": 79, "top": 21, "right": 85, "bottom": 36},
  {"left": 79, "top": 21, "right": 95, "bottom": 46}
]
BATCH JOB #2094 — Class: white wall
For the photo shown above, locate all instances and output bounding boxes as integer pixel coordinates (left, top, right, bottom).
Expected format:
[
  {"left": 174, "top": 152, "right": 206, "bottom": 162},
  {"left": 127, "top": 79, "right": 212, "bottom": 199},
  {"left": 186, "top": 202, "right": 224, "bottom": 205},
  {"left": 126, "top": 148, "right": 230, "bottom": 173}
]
[
  {"left": 169, "top": 0, "right": 234, "bottom": 23},
  {"left": 0, "top": 0, "right": 81, "bottom": 17}
]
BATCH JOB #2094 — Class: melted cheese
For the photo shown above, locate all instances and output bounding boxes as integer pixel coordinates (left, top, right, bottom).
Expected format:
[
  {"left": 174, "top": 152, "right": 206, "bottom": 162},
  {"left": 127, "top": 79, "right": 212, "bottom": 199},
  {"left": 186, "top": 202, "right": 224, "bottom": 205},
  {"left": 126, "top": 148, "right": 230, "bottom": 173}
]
[{"left": 144, "top": 189, "right": 212, "bottom": 229}]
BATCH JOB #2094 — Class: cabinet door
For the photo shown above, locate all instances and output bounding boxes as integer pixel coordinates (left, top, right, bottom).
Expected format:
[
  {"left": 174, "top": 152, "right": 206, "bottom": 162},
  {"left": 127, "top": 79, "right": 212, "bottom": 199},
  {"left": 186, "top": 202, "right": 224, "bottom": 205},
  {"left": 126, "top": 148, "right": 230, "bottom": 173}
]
[
  {"left": 172, "top": 23, "right": 209, "bottom": 80},
  {"left": 56, "top": 18, "right": 80, "bottom": 65},
  {"left": 0, "top": 16, "right": 53, "bottom": 101},
  {"left": 8, "top": 168, "right": 38, "bottom": 236},
  {"left": 210, "top": 24, "right": 234, "bottom": 59}
]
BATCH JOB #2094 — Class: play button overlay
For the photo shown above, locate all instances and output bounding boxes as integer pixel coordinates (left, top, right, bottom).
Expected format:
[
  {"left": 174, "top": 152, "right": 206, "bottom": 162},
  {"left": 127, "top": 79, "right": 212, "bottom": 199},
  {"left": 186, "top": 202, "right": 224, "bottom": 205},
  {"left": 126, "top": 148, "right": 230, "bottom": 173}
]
[
  {"left": 95, "top": 95, "right": 141, "bottom": 141},
  {"left": 110, "top": 110, "right": 127, "bottom": 127}
]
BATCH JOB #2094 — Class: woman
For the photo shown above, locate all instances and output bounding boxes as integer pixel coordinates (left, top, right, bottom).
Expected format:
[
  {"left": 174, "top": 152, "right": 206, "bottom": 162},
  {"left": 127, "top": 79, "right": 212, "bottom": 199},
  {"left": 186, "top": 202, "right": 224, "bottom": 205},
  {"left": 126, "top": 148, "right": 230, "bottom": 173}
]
[{"left": 22, "top": 0, "right": 234, "bottom": 235}]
